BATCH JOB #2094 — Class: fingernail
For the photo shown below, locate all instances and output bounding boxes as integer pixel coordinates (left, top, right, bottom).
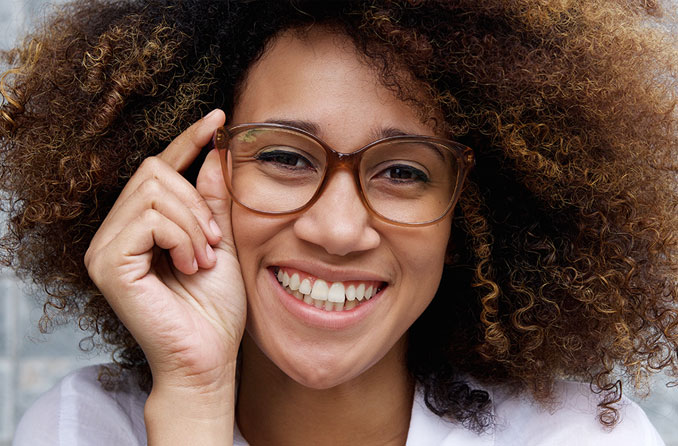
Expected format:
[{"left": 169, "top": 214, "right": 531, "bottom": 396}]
[
  {"left": 203, "top": 109, "right": 219, "bottom": 121},
  {"left": 209, "top": 219, "right": 222, "bottom": 238},
  {"left": 192, "top": 258, "right": 199, "bottom": 271},
  {"left": 206, "top": 244, "right": 217, "bottom": 263}
]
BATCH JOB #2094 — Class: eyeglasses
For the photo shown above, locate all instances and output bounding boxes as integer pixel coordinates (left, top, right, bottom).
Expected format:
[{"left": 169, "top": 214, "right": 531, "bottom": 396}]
[{"left": 213, "top": 123, "right": 475, "bottom": 226}]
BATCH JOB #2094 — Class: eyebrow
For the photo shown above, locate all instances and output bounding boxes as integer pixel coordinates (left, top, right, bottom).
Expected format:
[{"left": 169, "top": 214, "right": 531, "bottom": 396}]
[
  {"left": 262, "top": 118, "right": 446, "bottom": 160},
  {"left": 264, "top": 119, "right": 418, "bottom": 140},
  {"left": 264, "top": 119, "right": 321, "bottom": 135}
]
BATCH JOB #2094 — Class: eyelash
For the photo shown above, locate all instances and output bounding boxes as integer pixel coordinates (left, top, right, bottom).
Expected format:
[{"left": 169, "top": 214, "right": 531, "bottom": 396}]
[
  {"left": 255, "top": 149, "right": 314, "bottom": 170},
  {"left": 255, "top": 149, "right": 431, "bottom": 184},
  {"left": 378, "top": 164, "right": 429, "bottom": 183}
]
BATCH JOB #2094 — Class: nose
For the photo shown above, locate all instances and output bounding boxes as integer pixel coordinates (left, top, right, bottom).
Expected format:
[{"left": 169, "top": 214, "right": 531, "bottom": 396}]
[{"left": 293, "top": 171, "right": 380, "bottom": 256}]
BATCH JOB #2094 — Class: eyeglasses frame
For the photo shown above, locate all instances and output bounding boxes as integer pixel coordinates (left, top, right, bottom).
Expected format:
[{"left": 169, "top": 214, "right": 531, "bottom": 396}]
[{"left": 213, "top": 122, "right": 475, "bottom": 227}]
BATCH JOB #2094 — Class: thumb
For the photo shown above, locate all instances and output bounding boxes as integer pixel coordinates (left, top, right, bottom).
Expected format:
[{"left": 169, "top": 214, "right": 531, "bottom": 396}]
[{"left": 196, "top": 148, "right": 235, "bottom": 251}]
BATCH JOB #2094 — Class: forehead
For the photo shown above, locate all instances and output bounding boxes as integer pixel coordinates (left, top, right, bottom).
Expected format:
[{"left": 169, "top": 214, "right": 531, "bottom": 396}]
[{"left": 232, "top": 27, "right": 437, "bottom": 144}]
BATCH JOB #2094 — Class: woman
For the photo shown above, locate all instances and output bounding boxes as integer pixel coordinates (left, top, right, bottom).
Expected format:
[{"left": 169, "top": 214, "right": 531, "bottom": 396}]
[{"left": 2, "top": 0, "right": 677, "bottom": 444}]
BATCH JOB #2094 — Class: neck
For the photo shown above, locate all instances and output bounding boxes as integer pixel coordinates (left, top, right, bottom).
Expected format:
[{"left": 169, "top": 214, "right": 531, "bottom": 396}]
[{"left": 236, "top": 333, "right": 414, "bottom": 446}]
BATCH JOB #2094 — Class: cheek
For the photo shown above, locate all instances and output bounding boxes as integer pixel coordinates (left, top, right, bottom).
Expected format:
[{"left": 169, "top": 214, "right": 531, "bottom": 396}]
[
  {"left": 395, "top": 221, "right": 451, "bottom": 280},
  {"left": 231, "top": 208, "right": 280, "bottom": 257},
  {"left": 230, "top": 208, "right": 271, "bottom": 282},
  {"left": 230, "top": 207, "right": 254, "bottom": 254},
  {"left": 388, "top": 220, "right": 451, "bottom": 323}
]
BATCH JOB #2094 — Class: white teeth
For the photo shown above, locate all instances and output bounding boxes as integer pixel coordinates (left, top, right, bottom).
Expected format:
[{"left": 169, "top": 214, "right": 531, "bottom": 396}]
[
  {"left": 345, "top": 284, "right": 356, "bottom": 301},
  {"left": 356, "top": 284, "right": 365, "bottom": 300},
  {"left": 299, "top": 278, "right": 312, "bottom": 295},
  {"left": 289, "top": 273, "right": 300, "bottom": 291},
  {"left": 275, "top": 268, "right": 384, "bottom": 312},
  {"left": 311, "top": 279, "right": 329, "bottom": 301},
  {"left": 328, "top": 282, "right": 345, "bottom": 303}
]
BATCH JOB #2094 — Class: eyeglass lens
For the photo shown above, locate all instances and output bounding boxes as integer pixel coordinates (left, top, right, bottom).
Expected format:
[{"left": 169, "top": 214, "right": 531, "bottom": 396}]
[{"left": 224, "top": 127, "right": 462, "bottom": 224}]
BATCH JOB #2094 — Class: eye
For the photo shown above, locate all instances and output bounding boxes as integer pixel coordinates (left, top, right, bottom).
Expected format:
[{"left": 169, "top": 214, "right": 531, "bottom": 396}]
[
  {"left": 255, "top": 147, "right": 314, "bottom": 170},
  {"left": 378, "top": 164, "right": 430, "bottom": 183}
]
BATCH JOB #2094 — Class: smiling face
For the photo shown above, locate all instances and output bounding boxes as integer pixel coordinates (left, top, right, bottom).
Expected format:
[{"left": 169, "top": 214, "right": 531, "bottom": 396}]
[{"left": 229, "top": 28, "right": 452, "bottom": 389}]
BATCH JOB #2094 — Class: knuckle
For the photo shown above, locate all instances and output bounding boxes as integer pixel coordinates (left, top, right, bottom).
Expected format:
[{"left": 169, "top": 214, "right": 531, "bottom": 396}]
[
  {"left": 84, "top": 245, "right": 105, "bottom": 280},
  {"left": 83, "top": 246, "right": 94, "bottom": 269},
  {"left": 138, "top": 177, "right": 163, "bottom": 197},
  {"left": 191, "top": 194, "right": 211, "bottom": 215},
  {"left": 138, "top": 156, "right": 163, "bottom": 172},
  {"left": 189, "top": 219, "right": 205, "bottom": 239},
  {"left": 191, "top": 194, "right": 212, "bottom": 220},
  {"left": 140, "top": 208, "right": 160, "bottom": 223}
]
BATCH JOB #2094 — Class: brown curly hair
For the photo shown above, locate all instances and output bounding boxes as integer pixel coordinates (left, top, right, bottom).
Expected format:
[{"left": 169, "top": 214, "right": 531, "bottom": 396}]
[{"left": 1, "top": 0, "right": 677, "bottom": 432}]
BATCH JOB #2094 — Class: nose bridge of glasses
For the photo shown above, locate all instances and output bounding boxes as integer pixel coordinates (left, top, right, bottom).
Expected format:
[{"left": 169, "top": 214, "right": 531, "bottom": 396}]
[
  {"left": 319, "top": 147, "right": 371, "bottom": 211},
  {"left": 325, "top": 148, "right": 362, "bottom": 174}
]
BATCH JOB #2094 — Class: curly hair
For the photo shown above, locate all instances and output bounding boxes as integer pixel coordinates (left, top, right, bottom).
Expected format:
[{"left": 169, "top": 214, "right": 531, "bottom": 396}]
[{"left": 1, "top": 0, "right": 677, "bottom": 432}]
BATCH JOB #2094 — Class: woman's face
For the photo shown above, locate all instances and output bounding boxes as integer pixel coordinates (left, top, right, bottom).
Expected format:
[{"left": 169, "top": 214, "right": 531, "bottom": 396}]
[{"left": 229, "top": 29, "right": 451, "bottom": 389}]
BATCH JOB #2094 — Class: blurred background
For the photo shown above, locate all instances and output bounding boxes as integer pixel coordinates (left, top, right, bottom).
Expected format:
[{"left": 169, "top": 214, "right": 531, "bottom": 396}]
[{"left": 0, "top": 0, "right": 677, "bottom": 445}]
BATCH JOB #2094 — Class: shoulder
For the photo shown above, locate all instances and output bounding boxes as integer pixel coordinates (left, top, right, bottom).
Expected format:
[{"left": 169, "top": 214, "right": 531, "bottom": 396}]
[
  {"left": 13, "top": 364, "right": 148, "bottom": 446},
  {"left": 408, "top": 381, "right": 664, "bottom": 446},
  {"left": 491, "top": 380, "right": 665, "bottom": 446}
]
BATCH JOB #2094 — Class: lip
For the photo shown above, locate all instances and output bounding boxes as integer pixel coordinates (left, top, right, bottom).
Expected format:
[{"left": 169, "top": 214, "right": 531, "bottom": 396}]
[
  {"left": 267, "top": 267, "right": 386, "bottom": 330},
  {"left": 270, "top": 259, "right": 389, "bottom": 284}
]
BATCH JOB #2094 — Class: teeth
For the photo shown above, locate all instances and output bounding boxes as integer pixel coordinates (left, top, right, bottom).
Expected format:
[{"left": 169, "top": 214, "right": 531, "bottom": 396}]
[
  {"left": 356, "top": 284, "right": 365, "bottom": 301},
  {"left": 289, "top": 273, "right": 300, "bottom": 291},
  {"left": 299, "top": 279, "right": 312, "bottom": 295},
  {"left": 275, "top": 268, "right": 384, "bottom": 312},
  {"left": 328, "top": 282, "right": 345, "bottom": 303},
  {"left": 311, "top": 279, "right": 329, "bottom": 301},
  {"left": 345, "top": 284, "right": 356, "bottom": 301}
]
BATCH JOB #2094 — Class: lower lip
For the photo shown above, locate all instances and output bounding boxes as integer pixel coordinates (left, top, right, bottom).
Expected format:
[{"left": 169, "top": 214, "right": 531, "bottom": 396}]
[{"left": 268, "top": 268, "right": 385, "bottom": 330}]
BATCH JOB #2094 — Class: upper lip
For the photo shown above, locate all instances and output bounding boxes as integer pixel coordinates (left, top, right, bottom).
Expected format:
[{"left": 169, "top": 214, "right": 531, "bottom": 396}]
[{"left": 269, "top": 259, "right": 390, "bottom": 284}]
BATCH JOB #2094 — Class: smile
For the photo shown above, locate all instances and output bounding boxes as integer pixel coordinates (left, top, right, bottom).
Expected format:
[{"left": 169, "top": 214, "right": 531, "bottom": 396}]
[{"left": 273, "top": 267, "right": 386, "bottom": 312}]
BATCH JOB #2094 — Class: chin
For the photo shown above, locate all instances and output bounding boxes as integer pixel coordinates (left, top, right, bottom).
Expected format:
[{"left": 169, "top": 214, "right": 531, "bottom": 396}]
[
  {"left": 285, "top": 363, "right": 354, "bottom": 390},
  {"left": 276, "top": 348, "right": 367, "bottom": 390}
]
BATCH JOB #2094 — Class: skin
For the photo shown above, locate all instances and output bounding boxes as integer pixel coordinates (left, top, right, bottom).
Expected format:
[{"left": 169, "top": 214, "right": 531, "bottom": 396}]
[
  {"left": 85, "top": 28, "right": 452, "bottom": 446},
  {"left": 233, "top": 30, "right": 451, "bottom": 445}
]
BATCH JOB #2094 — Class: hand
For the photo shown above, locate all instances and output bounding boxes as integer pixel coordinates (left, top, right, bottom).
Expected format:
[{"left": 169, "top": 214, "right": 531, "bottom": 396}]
[{"left": 84, "top": 109, "right": 246, "bottom": 394}]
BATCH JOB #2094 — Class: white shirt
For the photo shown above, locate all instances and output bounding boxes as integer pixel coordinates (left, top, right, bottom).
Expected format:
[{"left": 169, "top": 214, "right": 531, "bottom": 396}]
[{"left": 13, "top": 365, "right": 664, "bottom": 445}]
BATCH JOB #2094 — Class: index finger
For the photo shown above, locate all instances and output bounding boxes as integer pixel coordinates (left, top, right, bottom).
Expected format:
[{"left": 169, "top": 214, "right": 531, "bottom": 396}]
[{"left": 158, "top": 109, "right": 226, "bottom": 172}]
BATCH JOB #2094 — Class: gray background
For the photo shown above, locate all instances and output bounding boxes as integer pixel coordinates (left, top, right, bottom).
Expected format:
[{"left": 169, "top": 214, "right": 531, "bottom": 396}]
[{"left": 0, "top": 1, "right": 676, "bottom": 445}]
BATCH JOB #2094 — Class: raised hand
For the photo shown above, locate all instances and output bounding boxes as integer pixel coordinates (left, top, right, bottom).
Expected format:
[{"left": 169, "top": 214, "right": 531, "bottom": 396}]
[{"left": 84, "top": 109, "right": 244, "bottom": 445}]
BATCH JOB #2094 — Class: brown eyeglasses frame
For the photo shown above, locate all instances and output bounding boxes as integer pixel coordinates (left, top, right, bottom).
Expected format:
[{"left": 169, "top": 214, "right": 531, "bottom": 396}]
[{"left": 213, "top": 123, "right": 475, "bottom": 227}]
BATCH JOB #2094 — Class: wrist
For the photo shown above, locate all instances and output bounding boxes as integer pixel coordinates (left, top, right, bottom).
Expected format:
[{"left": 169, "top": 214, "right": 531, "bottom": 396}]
[
  {"left": 144, "top": 362, "right": 238, "bottom": 446},
  {"left": 149, "top": 355, "right": 239, "bottom": 395}
]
